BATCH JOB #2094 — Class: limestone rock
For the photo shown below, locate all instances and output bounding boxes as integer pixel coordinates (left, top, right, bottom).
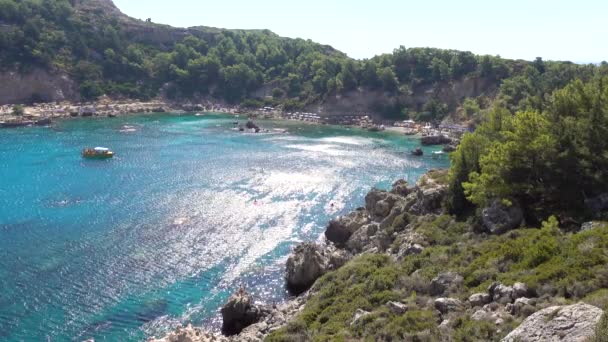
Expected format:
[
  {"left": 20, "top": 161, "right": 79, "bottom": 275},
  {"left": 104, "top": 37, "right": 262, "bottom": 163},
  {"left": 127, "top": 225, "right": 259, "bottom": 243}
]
[
  {"left": 481, "top": 199, "right": 523, "bottom": 235},
  {"left": 488, "top": 282, "right": 514, "bottom": 304},
  {"left": 346, "top": 223, "right": 378, "bottom": 253},
  {"left": 512, "top": 282, "right": 529, "bottom": 299},
  {"left": 502, "top": 303, "right": 603, "bottom": 342},
  {"left": 350, "top": 309, "right": 371, "bottom": 326},
  {"left": 325, "top": 208, "right": 370, "bottom": 245},
  {"left": 387, "top": 301, "right": 408, "bottom": 315},
  {"left": 220, "top": 289, "right": 266, "bottom": 335},
  {"left": 285, "top": 243, "right": 330, "bottom": 294},
  {"left": 365, "top": 189, "right": 403, "bottom": 221}
]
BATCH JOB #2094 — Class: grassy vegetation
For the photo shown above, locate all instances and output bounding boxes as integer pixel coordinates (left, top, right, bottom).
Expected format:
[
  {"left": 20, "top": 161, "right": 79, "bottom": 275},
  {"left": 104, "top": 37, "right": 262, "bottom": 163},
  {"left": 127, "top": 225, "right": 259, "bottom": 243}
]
[{"left": 266, "top": 217, "right": 608, "bottom": 341}]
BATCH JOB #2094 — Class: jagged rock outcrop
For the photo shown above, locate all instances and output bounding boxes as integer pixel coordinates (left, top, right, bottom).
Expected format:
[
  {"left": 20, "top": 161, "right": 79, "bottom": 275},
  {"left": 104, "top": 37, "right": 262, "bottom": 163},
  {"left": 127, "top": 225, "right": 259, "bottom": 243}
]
[
  {"left": 365, "top": 189, "right": 403, "bottom": 221},
  {"left": 220, "top": 290, "right": 268, "bottom": 335},
  {"left": 285, "top": 243, "right": 335, "bottom": 294},
  {"left": 408, "top": 174, "right": 448, "bottom": 215},
  {"left": 325, "top": 208, "right": 370, "bottom": 245},
  {"left": 502, "top": 303, "right": 603, "bottom": 342},
  {"left": 481, "top": 199, "right": 523, "bottom": 234}
]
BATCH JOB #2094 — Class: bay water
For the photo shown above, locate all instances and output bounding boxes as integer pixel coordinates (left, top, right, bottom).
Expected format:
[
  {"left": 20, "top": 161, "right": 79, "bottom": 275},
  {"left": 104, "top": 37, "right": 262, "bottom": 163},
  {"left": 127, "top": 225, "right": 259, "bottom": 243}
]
[{"left": 0, "top": 113, "right": 448, "bottom": 341}]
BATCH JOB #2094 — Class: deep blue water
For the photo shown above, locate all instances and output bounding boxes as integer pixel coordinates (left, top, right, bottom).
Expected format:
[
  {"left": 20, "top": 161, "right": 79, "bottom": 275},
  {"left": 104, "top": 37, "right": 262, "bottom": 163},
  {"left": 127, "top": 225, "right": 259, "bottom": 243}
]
[{"left": 0, "top": 113, "right": 448, "bottom": 341}]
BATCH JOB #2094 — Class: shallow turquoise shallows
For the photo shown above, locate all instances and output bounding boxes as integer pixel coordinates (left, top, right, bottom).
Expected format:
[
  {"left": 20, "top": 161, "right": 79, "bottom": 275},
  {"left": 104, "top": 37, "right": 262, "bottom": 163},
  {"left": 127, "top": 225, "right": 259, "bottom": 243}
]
[{"left": 0, "top": 113, "right": 449, "bottom": 341}]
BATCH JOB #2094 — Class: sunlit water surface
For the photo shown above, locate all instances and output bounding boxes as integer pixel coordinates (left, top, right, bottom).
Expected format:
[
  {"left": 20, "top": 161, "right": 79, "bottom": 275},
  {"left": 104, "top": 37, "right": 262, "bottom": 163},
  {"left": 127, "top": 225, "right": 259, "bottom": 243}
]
[{"left": 0, "top": 113, "right": 449, "bottom": 341}]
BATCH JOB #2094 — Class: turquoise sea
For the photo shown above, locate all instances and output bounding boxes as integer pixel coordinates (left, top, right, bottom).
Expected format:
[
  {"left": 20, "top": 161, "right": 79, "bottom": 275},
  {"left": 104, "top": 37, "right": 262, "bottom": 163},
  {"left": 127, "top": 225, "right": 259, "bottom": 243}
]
[{"left": 0, "top": 113, "right": 449, "bottom": 341}]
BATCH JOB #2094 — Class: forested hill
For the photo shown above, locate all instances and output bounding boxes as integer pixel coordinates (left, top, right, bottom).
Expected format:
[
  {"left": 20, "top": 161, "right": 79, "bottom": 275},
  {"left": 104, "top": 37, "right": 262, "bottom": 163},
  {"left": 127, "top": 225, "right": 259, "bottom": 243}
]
[{"left": 1, "top": 0, "right": 607, "bottom": 121}]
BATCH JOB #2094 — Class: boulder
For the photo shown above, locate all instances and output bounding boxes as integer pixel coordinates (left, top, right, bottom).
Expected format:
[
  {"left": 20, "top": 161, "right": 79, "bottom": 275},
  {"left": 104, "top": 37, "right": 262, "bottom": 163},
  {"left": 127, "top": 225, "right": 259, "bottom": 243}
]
[
  {"left": 512, "top": 282, "right": 529, "bottom": 299},
  {"left": 502, "top": 303, "right": 603, "bottom": 342},
  {"left": 430, "top": 272, "right": 464, "bottom": 296},
  {"left": 387, "top": 301, "right": 408, "bottom": 315},
  {"left": 511, "top": 297, "right": 536, "bottom": 316},
  {"left": 468, "top": 293, "right": 491, "bottom": 307},
  {"left": 220, "top": 289, "right": 267, "bottom": 335},
  {"left": 434, "top": 298, "right": 463, "bottom": 314},
  {"left": 285, "top": 243, "right": 330, "bottom": 294},
  {"left": 488, "top": 282, "right": 514, "bottom": 304},
  {"left": 325, "top": 208, "right": 370, "bottom": 245},
  {"left": 481, "top": 199, "right": 523, "bottom": 234}
]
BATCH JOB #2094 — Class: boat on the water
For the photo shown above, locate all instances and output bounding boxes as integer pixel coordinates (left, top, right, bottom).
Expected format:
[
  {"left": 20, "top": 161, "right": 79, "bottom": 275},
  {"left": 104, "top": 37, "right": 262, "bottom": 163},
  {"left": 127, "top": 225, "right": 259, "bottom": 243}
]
[
  {"left": 411, "top": 148, "right": 423, "bottom": 156},
  {"left": 82, "top": 147, "right": 114, "bottom": 159}
]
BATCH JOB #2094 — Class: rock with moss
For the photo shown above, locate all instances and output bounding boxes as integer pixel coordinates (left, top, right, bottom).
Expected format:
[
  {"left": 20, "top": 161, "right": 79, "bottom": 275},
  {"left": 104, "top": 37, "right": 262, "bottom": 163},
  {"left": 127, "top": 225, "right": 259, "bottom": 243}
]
[{"left": 502, "top": 302, "right": 603, "bottom": 342}]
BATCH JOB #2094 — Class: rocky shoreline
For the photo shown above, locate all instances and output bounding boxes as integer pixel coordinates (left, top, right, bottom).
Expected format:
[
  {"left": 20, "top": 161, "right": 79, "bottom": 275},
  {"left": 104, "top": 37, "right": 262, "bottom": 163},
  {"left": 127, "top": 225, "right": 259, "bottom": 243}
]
[{"left": 149, "top": 168, "right": 606, "bottom": 342}]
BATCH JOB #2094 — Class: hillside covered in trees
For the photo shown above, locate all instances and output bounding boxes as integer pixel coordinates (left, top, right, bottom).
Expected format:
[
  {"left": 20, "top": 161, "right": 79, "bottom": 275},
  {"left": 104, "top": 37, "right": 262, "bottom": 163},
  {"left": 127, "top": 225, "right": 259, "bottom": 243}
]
[{"left": 1, "top": 0, "right": 607, "bottom": 121}]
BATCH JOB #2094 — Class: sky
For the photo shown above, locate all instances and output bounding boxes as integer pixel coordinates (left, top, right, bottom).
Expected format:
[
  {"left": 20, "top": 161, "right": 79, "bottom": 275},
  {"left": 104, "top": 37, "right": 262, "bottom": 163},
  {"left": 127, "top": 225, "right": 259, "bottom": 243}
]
[{"left": 113, "top": 0, "right": 607, "bottom": 63}]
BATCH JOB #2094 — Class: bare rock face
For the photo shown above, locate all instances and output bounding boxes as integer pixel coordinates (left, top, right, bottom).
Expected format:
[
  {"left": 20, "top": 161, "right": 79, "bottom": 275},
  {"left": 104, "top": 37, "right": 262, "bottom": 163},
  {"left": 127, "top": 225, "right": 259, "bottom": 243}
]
[
  {"left": 501, "top": 303, "right": 603, "bottom": 342},
  {"left": 0, "top": 69, "right": 79, "bottom": 105},
  {"left": 481, "top": 199, "right": 523, "bottom": 235},
  {"left": 325, "top": 208, "right": 370, "bottom": 245},
  {"left": 285, "top": 243, "right": 331, "bottom": 294},
  {"left": 220, "top": 290, "right": 268, "bottom": 335}
]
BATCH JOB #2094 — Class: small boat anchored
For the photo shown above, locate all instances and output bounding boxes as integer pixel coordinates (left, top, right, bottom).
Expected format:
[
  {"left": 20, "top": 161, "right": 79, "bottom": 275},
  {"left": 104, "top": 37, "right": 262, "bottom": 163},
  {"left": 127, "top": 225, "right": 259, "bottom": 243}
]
[
  {"left": 411, "top": 148, "right": 424, "bottom": 156},
  {"left": 82, "top": 147, "right": 114, "bottom": 159}
]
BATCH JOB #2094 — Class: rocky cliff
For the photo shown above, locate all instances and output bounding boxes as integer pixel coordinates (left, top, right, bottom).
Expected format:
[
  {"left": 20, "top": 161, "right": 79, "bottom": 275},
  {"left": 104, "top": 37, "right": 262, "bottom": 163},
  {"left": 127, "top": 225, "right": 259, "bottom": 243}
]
[{"left": 0, "top": 69, "right": 79, "bottom": 104}]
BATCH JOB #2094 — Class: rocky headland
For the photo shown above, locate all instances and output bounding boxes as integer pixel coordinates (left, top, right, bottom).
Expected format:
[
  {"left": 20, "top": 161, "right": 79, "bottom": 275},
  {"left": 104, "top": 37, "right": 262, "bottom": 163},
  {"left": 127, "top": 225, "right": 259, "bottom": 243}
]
[{"left": 149, "top": 168, "right": 608, "bottom": 341}]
